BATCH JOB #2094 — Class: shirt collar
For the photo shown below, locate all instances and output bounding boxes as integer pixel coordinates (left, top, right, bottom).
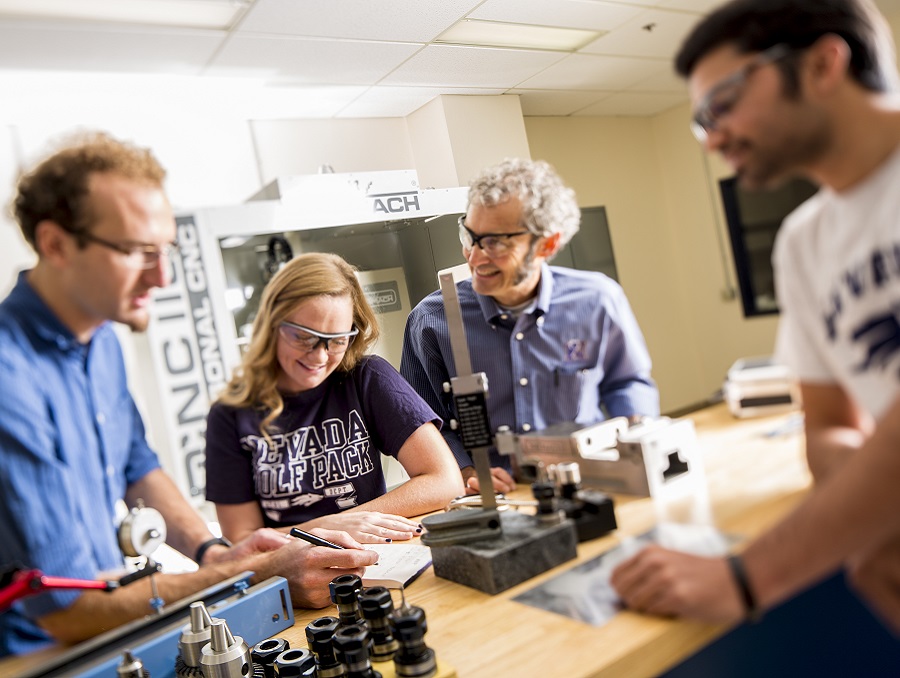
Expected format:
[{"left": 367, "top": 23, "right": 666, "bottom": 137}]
[
  {"left": 9, "top": 269, "right": 94, "bottom": 352},
  {"left": 476, "top": 263, "right": 554, "bottom": 324}
]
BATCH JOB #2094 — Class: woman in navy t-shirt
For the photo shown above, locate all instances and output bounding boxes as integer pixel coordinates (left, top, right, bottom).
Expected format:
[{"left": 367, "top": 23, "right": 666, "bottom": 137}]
[{"left": 206, "top": 253, "right": 464, "bottom": 544}]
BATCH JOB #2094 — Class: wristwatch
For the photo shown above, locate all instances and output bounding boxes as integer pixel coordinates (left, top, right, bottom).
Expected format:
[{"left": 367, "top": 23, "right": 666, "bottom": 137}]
[{"left": 194, "top": 536, "right": 232, "bottom": 565}]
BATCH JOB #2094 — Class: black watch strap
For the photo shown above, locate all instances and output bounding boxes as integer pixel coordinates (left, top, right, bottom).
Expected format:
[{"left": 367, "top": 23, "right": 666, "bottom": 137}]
[
  {"left": 727, "top": 553, "right": 762, "bottom": 622},
  {"left": 195, "top": 537, "right": 232, "bottom": 565}
]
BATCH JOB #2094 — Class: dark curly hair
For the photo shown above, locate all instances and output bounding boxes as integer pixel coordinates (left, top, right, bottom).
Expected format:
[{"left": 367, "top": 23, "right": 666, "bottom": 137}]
[
  {"left": 675, "top": 0, "right": 897, "bottom": 96},
  {"left": 13, "top": 131, "right": 166, "bottom": 251}
]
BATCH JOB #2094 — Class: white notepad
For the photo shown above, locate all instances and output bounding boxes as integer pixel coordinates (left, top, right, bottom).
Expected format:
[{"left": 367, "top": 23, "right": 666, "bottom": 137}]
[{"left": 362, "top": 543, "right": 433, "bottom": 589}]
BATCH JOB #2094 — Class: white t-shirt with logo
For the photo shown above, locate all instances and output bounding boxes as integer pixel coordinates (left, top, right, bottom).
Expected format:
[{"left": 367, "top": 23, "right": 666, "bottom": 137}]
[{"left": 773, "top": 147, "right": 900, "bottom": 419}]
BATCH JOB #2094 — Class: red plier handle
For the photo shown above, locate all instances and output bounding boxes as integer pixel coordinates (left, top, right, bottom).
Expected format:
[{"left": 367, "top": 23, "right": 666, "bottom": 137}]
[{"left": 0, "top": 568, "right": 118, "bottom": 612}]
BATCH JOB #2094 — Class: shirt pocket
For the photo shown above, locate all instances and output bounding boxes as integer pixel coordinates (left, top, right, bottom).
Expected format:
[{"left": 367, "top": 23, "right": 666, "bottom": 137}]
[{"left": 534, "top": 365, "right": 596, "bottom": 427}]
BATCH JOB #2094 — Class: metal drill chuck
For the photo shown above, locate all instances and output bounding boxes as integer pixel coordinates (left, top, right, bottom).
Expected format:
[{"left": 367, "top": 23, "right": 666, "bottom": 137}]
[
  {"left": 177, "top": 602, "right": 216, "bottom": 669},
  {"left": 200, "top": 618, "right": 252, "bottom": 678},
  {"left": 305, "top": 616, "right": 345, "bottom": 677},
  {"left": 390, "top": 605, "right": 437, "bottom": 678},
  {"left": 358, "top": 587, "right": 399, "bottom": 662},
  {"left": 329, "top": 574, "right": 365, "bottom": 628},
  {"left": 332, "top": 624, "right": 381, "bottom": 678},
  {"left": 117, "top": 650, "right": 149, "bottom": 678}
]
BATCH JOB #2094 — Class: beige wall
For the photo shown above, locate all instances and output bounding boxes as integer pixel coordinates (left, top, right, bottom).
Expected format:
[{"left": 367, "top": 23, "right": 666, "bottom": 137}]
[
  {"left": 407, "top": 94, "right": 531, "bottom": 188},
  {"left": 442, "top": 95, "right": 531, "bottom": 186},
  {"left": 651, "top": 104, "right": 781, "bottom": 400},
  {"left": 407, "top": 97, "right": 457, "bottom": 189},
  {"left": 526, "top": 116, "right": 722, "bottom": 413}
]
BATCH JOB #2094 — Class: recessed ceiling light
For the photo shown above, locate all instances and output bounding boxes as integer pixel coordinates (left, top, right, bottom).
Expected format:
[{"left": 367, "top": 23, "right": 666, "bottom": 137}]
[
  {"left": 0, "top": 0, "right": 252, "bottom": 30},
  {"left": 435, "top": 19, "right": 601, "bottom": 52}
]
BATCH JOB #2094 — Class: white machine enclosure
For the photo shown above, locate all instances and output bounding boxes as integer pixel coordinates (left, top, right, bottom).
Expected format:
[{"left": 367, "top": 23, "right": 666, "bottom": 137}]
[{"left": 127, "top": 169, "right": 468, "bottom": 504}]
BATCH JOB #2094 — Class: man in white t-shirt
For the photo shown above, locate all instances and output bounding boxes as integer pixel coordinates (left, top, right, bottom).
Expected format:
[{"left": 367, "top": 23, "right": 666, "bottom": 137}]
[{"left": 611, "top": 0, "right": 900, "bottom": 632}]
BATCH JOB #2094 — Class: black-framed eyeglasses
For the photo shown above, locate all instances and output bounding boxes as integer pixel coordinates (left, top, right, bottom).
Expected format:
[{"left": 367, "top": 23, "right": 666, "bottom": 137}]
[
  {"left": 81, "top": 231, "right": 179, "bottom": 271},
  {"left": 279, "top": 321, "right": 359, "bottom": 355},
  {"left": 457, "top": 215, "right": 532, "bottom": 258},
  {"left": 691, "top": 44, "right": 793, "bottom": 143}
]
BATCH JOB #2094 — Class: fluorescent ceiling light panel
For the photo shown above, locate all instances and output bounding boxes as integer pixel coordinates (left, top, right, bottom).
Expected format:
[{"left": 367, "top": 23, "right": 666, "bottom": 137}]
[
  {"left": 0, "top": 0, "right": 251, "bottom": 30},
  {"left": 436, "top": 19, "right": 600, "bottom": 52}
]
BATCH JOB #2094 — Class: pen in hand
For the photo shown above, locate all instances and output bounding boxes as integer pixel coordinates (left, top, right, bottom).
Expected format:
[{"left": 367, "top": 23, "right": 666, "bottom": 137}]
[{"left": 289, "top": 527, "right": 347, "bottom": 550}]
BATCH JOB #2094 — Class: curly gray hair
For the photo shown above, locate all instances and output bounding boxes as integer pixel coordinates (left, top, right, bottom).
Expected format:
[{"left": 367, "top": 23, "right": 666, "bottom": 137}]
[{"left": 467, "top": 158, "right": 581, "bottom": 249}]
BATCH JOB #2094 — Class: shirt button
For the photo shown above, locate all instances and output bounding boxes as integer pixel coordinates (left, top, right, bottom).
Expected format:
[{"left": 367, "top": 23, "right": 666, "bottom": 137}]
[
  {"left": 96, "top": 412, "right": 106, "bottom": 425},
  {"left": 515, "top": 332, "right": 524, "bottom": 341},
  {"left": 106, "top": 465, "right": 115, "bottom": 477},
  {"left": 536, "top": 317, "right": 545, "bottom": 327},
  {"left": 519, "top": 377, "right": 528, "bottom": 386},
  {"left": 522, "top": 423, "right": 532, "bottom": 432},
  {"left": 500, "top": 314, "right": 509, "bottom": 320}
]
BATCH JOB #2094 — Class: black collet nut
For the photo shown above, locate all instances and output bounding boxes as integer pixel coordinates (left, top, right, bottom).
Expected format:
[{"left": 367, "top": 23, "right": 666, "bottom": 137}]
[
  {"left": 252, "top": 637, "right": 290, "bottom": 677},
  {"left": 273, "top": 648, "right": 317, "bottom": 677}
]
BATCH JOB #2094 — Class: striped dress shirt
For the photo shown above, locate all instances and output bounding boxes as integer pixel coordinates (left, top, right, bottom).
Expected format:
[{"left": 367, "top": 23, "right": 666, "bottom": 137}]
[{"left": 400, "top": 264, "right": 659, "bottom": 470}]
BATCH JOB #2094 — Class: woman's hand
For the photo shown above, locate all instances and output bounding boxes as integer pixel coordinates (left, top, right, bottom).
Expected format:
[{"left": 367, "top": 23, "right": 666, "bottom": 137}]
[{"left": 303, "top": 512, "right": 422, "bottom": 544}]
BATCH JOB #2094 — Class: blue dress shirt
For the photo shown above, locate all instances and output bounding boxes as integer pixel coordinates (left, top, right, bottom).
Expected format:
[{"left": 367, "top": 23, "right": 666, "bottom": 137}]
[
  {"left": 400, "top": 264, "right": 659, "bottom": 470},
  {"left": 0, "top": 271, "right": 160, "bottom": 656}
]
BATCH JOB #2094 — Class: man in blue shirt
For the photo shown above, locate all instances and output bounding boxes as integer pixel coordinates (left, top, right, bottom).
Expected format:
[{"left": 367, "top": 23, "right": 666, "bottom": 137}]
[
  {"left": 401, "top": 158, "right": 659, "bottom": 494},
  {"left": 0, "top": 133, "right": 376, "bottom": 656}
]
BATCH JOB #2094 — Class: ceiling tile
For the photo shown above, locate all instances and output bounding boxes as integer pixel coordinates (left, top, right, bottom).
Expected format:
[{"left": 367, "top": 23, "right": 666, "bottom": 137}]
[
  {"left": 511, "top": 89, "right": 611, "bottom": 116},
  {"left": 573, "top": 91, "right": 687, "bottom": 116},
  {"left": 655, "top": 0, "right": 722, "bottom": 12},
  {"left": 0, "top": 20, "right": 223, "bottom": 74},
  {"left": 338, "top": 86, "right": 506, "bottom": 118},
  {"left": 470, "top": 0, "right": 642, "bottom": 32},
  {"left": 207, "top": 36, "right": 421, "bottom": 83},
  {"left": 0, "top": 0, "right": 729, "bottom": 120},
  {"left": 0, "top": 71, "right": 369, "bottom": 123},
  {"left": 595, "top": 0, "right": 657, "bottom": 5},
  {"left": 517, "top": 53, "right": 664, "bottom": 90},
  {"left": 380, "top": 44, "right": 567, "bottom": 88},
  {"left": 238, "top": 0, "right": 480, "bottom": 41},
  {"left": 580, "top": 8, "right": 703, "bottom": 59},
  {"left": 628, "top": 63, "right": 685, "bottom": 92}
]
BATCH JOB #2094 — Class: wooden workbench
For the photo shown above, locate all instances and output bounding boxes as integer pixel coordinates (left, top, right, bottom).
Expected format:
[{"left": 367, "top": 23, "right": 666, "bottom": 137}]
[
  {"left": 291, "top": 403, "right": 811, "bottom": 678},
  {"left": 1, "top": 404, "right": 810, "bottom": 678}
]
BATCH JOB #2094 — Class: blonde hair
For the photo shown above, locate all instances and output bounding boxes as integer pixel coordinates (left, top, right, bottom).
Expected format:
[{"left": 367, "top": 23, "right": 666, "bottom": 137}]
[{"left": 217, "top": 252, "right": 380, "bottom": 438}]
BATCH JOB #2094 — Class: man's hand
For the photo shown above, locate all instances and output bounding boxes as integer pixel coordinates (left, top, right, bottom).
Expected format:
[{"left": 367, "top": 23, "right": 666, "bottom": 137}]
[
  {"left": 264, "top": 529, "right": 379, "bottom": 608},
  {"left": 205, "top": 528, "right": 291, "bottom": 565},
  {"left": 462, "top": 466, "right": 516, "bottom": 495},
  {"left": 610, "top": 545, "right": 746, "bottom": 623},
  {"left": 847, "top": 535, "right": 900, "bottom": 635}
]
